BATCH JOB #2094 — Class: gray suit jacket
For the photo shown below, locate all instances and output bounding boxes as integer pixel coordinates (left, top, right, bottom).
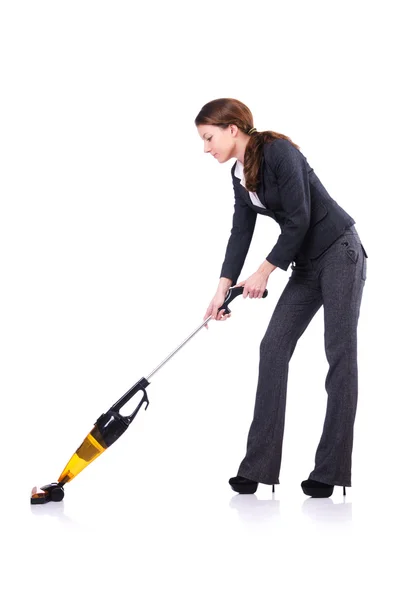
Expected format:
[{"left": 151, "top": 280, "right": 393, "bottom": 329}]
[{"left": 220, "top": 138, "right": 357, "bottom": 286}]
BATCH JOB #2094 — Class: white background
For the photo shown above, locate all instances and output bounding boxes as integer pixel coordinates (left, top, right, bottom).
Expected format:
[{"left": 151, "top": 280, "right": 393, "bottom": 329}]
[{"left": 1, "top": 1, "right": 396, "bottom": 598}]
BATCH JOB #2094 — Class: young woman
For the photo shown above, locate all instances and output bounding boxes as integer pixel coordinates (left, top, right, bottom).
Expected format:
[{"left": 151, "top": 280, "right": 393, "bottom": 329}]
[{"left": 195, "top": 98, "right": 368, "bottom": 498}]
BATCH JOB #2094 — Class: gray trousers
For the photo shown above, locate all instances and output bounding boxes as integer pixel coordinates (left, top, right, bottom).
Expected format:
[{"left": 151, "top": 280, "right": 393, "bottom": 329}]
[{"left": 237, "top": 225, "right": 367, "bottom": 487}]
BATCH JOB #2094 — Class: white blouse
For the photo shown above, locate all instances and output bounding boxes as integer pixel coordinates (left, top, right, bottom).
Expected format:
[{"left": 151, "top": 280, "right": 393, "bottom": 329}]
[{"left": 234, "top": 160, "right": 267, "bottom": 209}]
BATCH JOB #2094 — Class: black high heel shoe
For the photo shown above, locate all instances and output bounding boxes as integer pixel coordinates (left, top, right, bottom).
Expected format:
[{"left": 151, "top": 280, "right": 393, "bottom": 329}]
[
  {"left": 229, "top": 475, "right": 276, "bottom": 494},
  {"left": 301, "top": 478, "right": 347, "bottom": 498}
]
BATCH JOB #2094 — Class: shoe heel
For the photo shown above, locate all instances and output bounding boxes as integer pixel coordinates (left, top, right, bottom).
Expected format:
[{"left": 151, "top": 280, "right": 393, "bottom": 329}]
[
  {"left": 343, "top": 486, "right": 346, "bottom": 496},
  {"left": 272, "top": 484, "right": 275, "bottom": 493}
]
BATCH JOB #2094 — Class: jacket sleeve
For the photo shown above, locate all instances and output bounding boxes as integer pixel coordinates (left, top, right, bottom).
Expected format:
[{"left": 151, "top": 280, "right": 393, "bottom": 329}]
[
  {"left": 219, "top": 171, "right": 257, "bottom": 286},
  {"left": 265, "top": 139, "right": 311, "bottom": 270}
]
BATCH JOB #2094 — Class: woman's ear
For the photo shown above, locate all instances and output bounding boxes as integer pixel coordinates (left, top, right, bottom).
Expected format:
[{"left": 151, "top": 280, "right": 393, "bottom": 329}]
[{"left": 230, "top": 124, "right": 238, "bottom": 137}]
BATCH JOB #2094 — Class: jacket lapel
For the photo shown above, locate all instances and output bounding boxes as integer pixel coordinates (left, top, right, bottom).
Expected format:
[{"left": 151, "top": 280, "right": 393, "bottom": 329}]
[
  {"left": 232, "top": 154, "right": 274, "bottom": 216},
  {"left": 256, "top": 154, "right": 265, "bottom": 204}
]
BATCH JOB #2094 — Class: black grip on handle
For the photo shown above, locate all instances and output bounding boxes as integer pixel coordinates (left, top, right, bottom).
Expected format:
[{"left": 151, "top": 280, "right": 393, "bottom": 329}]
[{"left": 218, "top": 286, "right": 268, "bottom": 315}]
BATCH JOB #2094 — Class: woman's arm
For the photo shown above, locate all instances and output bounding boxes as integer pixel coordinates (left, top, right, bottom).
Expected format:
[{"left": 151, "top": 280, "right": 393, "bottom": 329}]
[
  {"left": 265, "top": 139, "right": 311, "bottom": 270},
  {"left": 219, "top": 172, "right": 258, "bottom": 287},
  {"left": 258, "top": 258, "right": 278, "bottom": 276}
]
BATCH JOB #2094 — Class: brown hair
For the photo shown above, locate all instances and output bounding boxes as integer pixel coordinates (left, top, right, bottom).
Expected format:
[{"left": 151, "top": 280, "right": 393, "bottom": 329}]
[{"left": 194, "top": 98, "right": 300, "bottom": 192}]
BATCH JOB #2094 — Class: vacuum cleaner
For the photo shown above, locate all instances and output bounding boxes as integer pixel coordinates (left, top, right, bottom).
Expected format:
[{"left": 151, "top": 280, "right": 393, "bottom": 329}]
[{"left": 30, "top": 285, "right": 268, "bottom": 504}]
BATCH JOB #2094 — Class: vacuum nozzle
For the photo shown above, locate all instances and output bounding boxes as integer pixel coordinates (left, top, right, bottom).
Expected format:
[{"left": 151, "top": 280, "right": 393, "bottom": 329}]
[{"left": 30, "top": 483, "right": 65, "bottom": 504}]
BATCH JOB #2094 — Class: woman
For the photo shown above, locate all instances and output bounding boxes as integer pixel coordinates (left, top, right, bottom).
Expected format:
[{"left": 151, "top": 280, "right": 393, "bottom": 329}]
[{"left": 195, "top": 98, "right": 368, "bottom": 498}]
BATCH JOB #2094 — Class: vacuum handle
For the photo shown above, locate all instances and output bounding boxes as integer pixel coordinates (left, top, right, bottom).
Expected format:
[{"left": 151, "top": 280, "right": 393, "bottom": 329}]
[
  {"left": 109, "top": 377, "right": 150, "bottom": 419},
  {"left": 219, "top": 285, "right": 268, "bottom": 315},
  {"left": 123, "top": 393, "right": 149, "bottom": 423}
]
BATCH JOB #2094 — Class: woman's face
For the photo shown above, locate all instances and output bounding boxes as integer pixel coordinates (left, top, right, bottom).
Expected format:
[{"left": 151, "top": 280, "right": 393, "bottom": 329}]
[{"left": 197, "top": 124, "right": 236, "bottom": 163}]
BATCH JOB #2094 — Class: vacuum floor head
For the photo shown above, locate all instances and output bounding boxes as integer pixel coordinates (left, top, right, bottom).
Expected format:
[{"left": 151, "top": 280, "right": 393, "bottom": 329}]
[{"left": 31, "top": 483, "right": 65, "bottom": 504}]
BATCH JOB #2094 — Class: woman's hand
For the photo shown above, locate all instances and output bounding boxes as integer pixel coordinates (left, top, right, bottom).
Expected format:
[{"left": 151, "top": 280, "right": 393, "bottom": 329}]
[
  {"left": 203, "top": 290, "right": 231, "bottom": 328},
  {"left": 236, "top": 270, "right": 269, "bottom": 299}
]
